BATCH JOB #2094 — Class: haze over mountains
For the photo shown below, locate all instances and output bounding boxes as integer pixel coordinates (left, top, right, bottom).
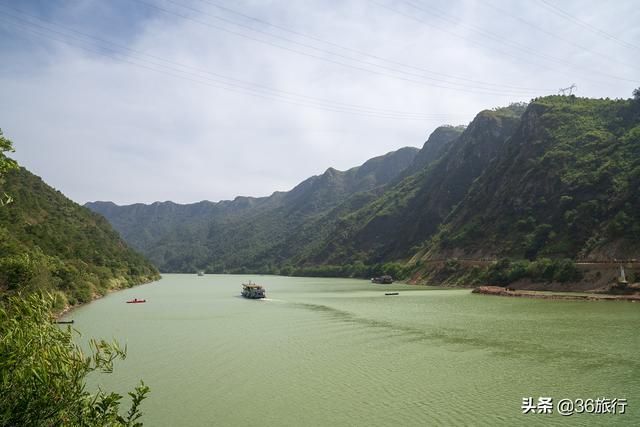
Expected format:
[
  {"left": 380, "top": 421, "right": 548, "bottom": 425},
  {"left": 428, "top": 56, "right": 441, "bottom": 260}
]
[
  {"left": 87, "top": 144, "right": 423, "bottom": 273},
  {"left": 88, "top": 95, "right": 640, "bottom": 280}
]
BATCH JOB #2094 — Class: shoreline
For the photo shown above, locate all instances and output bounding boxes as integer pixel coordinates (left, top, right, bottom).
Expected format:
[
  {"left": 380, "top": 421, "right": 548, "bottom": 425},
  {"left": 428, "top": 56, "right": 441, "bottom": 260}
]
[
  {"left": 472, "top": 285, "right": 640, "bottom": 302},
  {"left": 56, "top": 275, "right": 161, "bottom": 320}
]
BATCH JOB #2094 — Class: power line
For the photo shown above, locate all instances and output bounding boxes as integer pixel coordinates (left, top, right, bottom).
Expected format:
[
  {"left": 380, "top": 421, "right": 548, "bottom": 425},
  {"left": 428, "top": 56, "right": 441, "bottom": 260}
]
[
  {"left": 395, "top": 0, "right": 639, "bottom": 84},
  {"left": 537, "top": 0, "right": 640, "bottom": 52},
  {"left": 369, "top": 0, "right": 637, "bottom": 87},
  {"left": 403, "top": 0, "right": 576, "bottom": 68},
  {"left": 0, "top": 11, "right": 471, "bottom": 121},
  {"left": 191, "top": 0, "right": 546, "bottom": 93},
  {"left": 161, "top": 0, "right": 543, "bottom": 94},
  {"left": 480, "top": 0, "right": 638, "bottom": 70},
  {"left": 368, "top": 0, "right": 577, "bottom": 85},
  {"left": 0, "top": 5, "right": 449, "bottom": 119},
  {"left": 131, "top": 0, "right": 543, "bottom": 97}
]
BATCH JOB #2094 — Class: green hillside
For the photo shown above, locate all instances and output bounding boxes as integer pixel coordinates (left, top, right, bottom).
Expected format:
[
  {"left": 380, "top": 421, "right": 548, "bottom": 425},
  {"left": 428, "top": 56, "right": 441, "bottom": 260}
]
[
  {"left": 0, "top": 165, "right": 160, "bottom": 309},
  {"left": 87, "top": 94, "right": 640, "bottom": 284},
  {"left": 87, "top": 146, "right": 420, "bottom": 273},
  {"left": 424, "top": 95, "right": 640, "bottom": 261},
  {"left": 296, "top": 104, "right": 525, "bottom": 266}
]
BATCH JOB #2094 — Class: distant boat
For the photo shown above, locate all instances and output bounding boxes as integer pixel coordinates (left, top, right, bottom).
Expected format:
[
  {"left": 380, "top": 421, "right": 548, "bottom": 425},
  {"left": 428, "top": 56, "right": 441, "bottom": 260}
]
[
  {"left": 371, "top": 275, "right": 393, "bottom": 284},
  {"left": 126, "top": 298, "right": 146, "bottom": 304},
  {"left": 54, "top": 320, "right": 74, "bottom": 324},
  {"left": 197, "top": 271, "right": 205, "bottom": 276},
  {"left": 241, "top": 281, "right": 266, "bottom": 299},
  {"left": 385, "top": 292, "right": 399, "bottom": 296}
]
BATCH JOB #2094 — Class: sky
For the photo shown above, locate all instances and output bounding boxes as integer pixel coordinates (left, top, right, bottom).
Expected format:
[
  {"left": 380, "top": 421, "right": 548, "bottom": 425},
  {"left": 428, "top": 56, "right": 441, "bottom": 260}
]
[{"left": 0, "top": 0, "right": 638, "bottom": 205}]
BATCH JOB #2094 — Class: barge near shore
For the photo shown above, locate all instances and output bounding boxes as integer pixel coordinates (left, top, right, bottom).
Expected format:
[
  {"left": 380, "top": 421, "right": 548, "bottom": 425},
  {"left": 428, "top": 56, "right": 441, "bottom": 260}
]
[
  {"left": 241, "top": 282, "right": 266, "bottom": 299},
  {"left": 371, "top": 275, "right": 393, "bottom": 284}
]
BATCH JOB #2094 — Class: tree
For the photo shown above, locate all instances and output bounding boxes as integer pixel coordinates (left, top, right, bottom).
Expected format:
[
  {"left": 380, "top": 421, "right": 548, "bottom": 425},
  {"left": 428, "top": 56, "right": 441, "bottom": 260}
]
[
  {"left": 0, "top": 128, "right": 16, "bottom": 176},
  {"left": 0, "top": 293, "right": 150, "bottom": 426},
  {"left": 634, "top": 87, "right": 640, "bottom": 101},
  {"left": 0, "top": 128, "right": 17, "bottom": 206}
]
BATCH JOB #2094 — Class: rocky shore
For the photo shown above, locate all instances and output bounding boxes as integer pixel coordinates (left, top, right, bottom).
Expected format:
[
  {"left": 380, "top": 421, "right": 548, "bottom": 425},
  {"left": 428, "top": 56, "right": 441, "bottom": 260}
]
[{"left": 472, "top": 286, "right": 640, "bottom": 302}]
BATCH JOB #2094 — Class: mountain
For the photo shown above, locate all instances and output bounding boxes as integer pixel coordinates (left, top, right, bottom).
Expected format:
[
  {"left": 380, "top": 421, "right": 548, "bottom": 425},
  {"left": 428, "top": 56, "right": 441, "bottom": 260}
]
[
  {"left": 87, "top": 94, "right": 640, "bottom": 285},
  {"left": 423, "top": 95, "right": 640, "bottom": 261},
  {"left": 400, "top": 125, "right": 466, "bottom": 177},
  {"left": 0, "top": 166, "right": 159, "bottom": 308},
  {"left": 87, "top": 146, "right": 420, "bottom": 273},
  {"left": 294, "top": 105, "right": 524, "bottom": 266}
]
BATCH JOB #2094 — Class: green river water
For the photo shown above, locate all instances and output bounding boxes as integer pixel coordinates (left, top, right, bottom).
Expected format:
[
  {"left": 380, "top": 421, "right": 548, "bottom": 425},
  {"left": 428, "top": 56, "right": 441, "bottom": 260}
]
[{"left": 65, "top": 274, "right": 640, "bottom": 426}]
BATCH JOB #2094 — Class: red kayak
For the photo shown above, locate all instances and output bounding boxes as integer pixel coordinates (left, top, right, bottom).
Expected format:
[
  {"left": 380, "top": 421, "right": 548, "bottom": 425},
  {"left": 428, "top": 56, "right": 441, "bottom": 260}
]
[{"left": 126, "top": 298, "right": 146, "bottom": 304}]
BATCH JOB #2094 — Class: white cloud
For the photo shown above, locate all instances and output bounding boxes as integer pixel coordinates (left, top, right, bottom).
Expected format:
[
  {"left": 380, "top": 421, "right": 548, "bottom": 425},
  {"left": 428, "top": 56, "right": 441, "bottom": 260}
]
[{"left": 1, "top": 0, "right": 638, "bottom": 204}]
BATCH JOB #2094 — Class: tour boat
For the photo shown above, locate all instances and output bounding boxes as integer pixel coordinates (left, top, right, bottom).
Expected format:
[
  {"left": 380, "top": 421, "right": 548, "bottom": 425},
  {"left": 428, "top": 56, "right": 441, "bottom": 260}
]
[
  {"left": 241, "top": 282, "right": 266, "bottom": 299},
  {"left": 126, "top": 298, "right": 146, "bottom": 304}
]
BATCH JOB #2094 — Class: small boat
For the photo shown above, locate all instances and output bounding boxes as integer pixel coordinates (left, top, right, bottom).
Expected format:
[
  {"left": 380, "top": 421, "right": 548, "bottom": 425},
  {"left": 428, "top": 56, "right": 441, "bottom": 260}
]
[
  {"left": 241, "top": 281, "right": 266, "bottom": 299},
  {"left": 385, "top": 292, "right": 399, "bottom": 296},
  {"left": 371, "top": 275, "right": 394, "bottom": 284},
  {"left": 54, "top": 320, "right": 75, "bottom": 324},
  {"left": 197, "top": 271, "right": 205, "bottom": 276},
  {"left": 126, "top": 298, "right": 146, "bottom": 304}
]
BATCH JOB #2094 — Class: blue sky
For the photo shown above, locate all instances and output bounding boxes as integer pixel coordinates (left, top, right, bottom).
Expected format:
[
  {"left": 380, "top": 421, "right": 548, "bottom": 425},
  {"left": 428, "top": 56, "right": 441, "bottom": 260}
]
[{"left": 1, "top": 0, "right": 639, "bottom": 204}]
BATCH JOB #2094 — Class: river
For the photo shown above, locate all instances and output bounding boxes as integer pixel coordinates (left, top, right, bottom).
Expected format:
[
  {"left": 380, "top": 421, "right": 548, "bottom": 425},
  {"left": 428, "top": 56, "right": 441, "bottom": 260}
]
[{"left": 65, "top": 274, "right": 640, "bottom": 426}]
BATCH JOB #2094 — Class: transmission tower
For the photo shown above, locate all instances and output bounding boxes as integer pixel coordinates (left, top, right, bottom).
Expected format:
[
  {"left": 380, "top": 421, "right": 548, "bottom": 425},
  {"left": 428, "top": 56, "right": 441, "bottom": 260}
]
[{"left": 558, "top": 83, "right": 577, "bottom": 95}]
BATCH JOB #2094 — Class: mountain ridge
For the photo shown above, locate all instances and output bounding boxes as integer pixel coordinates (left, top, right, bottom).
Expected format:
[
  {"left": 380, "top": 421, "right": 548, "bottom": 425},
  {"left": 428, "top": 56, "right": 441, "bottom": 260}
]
[
  {"left": 87, "top": 95, "right": 640, "bottom": 286},
  {"left": 86, "top": 145, "right": 423, "bottom": 272}
]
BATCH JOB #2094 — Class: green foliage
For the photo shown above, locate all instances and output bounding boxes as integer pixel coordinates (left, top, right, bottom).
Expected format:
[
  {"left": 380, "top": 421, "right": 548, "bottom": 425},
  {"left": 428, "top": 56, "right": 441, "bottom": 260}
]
[
  {"left": 88, "top": 147, "right": 423, "bottom": 275},
  {"left": 491, "top": 102, "right": 528, "bottom": 117},
  {"left": 427, "top": 95, "right": 640, "bottom": 262},
  {"left": 524, "top": 224, "right": 553, "bottom": 259},
  {"left": 0, "top": 293, "right": 150, "bottom": 426},
  {"left": 0, "top": 129, "right": 17, "bottom": 206},
  {"left": 481, "top": 258, "right": 582, "bottom": 285},
  {"left": 0, "top": 165, "right": 160, "bottom": 307},
  {"left": 0, "top": 129, "right": 17, "bottom": 176},
  {"left": 89, "top": 95, "right": 639, "bottom": 280},
  {"left": 0, "top": 251, "right": 53, "bottom": 291},
  {"left": 275, "top": 261, "right": 409, "bottom": 280}
]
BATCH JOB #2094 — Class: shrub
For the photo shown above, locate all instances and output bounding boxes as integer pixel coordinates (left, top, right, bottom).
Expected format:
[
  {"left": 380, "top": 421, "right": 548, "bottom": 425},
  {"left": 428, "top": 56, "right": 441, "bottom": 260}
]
[{"left": 0, "top": 293, "right": 149, "bottom": 426}]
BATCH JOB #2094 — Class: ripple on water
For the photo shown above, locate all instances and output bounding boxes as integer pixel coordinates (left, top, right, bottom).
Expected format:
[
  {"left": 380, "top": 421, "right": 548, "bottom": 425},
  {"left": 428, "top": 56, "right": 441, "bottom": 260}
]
[{"left": 74, "top": 275, "right": 640, "bottom": 426}]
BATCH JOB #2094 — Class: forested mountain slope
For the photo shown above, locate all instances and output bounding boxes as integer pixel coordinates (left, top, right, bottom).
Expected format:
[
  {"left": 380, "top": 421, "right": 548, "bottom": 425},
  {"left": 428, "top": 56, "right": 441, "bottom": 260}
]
[
  {"left": 421, "top": 95, "right": 640, "bottom": 261},
  {"left": 0, "top": 166, "right": 159, "bottom": 307},
  {"left": 87, "top": 146, "right": 420, "bottom": 272},
  {"left": 294, "top": 105, "right": 524, "bottom": 266},
  {"left": 400, "top": 125, "right": 466, "bottom": 178},
  {"left": 88, "top": 95, "right": 639, "bottom": 281}
]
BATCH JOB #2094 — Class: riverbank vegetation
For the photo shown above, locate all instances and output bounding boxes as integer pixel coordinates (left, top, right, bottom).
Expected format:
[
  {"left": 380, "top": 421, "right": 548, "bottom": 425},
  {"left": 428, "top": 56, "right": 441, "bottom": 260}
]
[
  {"left": 0, "top": 137, "right": 160, "bottom": 309},
  {"left": 416, "top": 258, "right": 584, "bottom": 287},
  {"left": 1, "top": 132, "right": 153, "bottom": 425},
  {"left": 0, "top": 293, "right": 149, "bottom": 426}
]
